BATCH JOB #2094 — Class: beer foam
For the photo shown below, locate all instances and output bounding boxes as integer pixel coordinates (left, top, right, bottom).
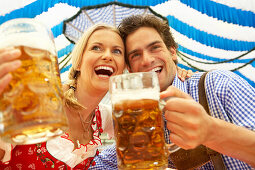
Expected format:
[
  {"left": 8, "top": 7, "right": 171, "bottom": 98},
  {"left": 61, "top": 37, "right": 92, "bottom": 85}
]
[
  {"left": 0, "top": 33, "right": 56, "bottom": 55},
  {"left": 111, "top": 88, "right": 159, "bottom": 104},
  {"left": 0, "top": 19, "right": 56, "bottom": 55}
]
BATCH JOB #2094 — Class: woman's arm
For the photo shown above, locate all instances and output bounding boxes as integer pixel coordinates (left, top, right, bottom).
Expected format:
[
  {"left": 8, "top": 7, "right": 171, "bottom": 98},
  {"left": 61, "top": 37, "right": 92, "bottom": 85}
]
[
  {"left": 176, "top": 67, "right": 194, "bottom": 81},
  {"left": 0, "top": 149, "right": 5, "bottom": 161},
  {"left": 0, "top": 48, "right": 21, "bottom": 163},
  {"left": 100, "top": 103, "right": 114, "bottom": 138}
]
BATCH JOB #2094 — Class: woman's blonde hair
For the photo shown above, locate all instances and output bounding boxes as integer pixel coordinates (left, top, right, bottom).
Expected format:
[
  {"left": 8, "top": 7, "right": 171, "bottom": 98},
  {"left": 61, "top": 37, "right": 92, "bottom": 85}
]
[{"left": 64, "top": 23, "right": 122, "bottom": 110}]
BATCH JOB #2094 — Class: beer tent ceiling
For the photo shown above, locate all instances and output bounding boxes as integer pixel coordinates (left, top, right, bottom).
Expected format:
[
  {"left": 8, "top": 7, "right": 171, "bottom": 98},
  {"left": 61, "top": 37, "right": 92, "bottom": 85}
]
[{"left": 1, "top": 0, "right": 255, "bottom": 88}]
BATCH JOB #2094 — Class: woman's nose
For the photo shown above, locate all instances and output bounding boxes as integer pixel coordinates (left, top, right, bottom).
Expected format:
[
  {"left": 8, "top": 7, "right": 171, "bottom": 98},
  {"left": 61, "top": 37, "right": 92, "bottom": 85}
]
[{"left": 102, "top": 49, "right": 113, "bottom": 61}]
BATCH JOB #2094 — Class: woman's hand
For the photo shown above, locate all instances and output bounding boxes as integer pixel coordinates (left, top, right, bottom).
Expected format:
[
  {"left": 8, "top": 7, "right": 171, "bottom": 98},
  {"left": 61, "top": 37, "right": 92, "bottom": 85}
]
[
  {"left": 0, "top": 47, "right": 21, "bottom": 95},
  {"left": 177, "top": 67, "right": 195, "bottom": 81}
]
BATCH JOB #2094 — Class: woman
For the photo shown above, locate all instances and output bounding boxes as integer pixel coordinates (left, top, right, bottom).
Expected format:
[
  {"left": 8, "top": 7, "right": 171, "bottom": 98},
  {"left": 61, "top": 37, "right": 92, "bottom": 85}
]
[
  {"left": 0, "top": 23, "right": 192, "bottom": 169},
  {"left": 0, "top": 24, "right": 125, "bottom": 169}
]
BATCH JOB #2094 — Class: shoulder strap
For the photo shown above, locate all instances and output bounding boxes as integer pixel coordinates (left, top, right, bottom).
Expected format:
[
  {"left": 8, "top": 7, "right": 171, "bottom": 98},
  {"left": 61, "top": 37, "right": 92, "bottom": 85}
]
[
  {"left": 198, "top": 72, "right": 226, "bottom": 170},
  {"left": 198, "top": 72, "right": 210, "bottom": 114}
]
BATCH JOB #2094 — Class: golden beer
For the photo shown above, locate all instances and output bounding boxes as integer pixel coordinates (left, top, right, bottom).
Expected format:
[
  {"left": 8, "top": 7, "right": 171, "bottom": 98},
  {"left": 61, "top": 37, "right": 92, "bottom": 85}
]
[
  {"left": 0, "top": 18, "right": 67, "bottom": 144},
  {"left": 110, "top": 72, "right": 168, "bottom": 169},
  {"left": 113, "top": 99, "right": 168, "bottom": 169}
]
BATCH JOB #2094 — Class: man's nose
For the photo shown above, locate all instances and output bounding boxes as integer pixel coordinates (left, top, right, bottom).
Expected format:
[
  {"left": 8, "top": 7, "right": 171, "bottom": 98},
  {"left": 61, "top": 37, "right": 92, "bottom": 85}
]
[{"left": 141, "top": 52, "right": 154, "bottom": 66}]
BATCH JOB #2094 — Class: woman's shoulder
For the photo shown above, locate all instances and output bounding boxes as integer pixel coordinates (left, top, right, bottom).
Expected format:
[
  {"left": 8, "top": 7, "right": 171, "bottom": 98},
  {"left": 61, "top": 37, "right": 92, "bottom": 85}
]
[
  {"left": 98, "top": 104, "right": 112, "bottom": 121},
  {"left": 98, "top": 103, "right": 111, "bottom": 112}
]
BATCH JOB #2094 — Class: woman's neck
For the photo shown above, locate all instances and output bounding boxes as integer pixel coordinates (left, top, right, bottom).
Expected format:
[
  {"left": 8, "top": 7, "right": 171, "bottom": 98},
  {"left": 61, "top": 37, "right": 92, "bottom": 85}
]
[{"left": 75, "top": 80, "right": 107, "bottom": 112}]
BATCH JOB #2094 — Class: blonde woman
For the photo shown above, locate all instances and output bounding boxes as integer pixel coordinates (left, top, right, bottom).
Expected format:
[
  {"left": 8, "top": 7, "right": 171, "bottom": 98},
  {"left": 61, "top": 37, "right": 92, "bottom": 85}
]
[{"left": 0, "top": 24, "right": 125, "bottom": 169}]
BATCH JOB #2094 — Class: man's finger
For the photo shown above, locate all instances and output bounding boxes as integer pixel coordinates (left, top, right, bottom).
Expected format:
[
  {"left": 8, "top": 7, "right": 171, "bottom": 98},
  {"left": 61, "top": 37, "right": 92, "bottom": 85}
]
[{"left": 160, "top": 86, "right": 192, "bottom": 99}]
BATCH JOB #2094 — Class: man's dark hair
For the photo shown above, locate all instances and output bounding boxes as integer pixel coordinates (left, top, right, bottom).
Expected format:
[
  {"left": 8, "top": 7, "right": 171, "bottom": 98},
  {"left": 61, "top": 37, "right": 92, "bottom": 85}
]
[{"left": 118, "top": 14, "right": 178, "bottom": 67}]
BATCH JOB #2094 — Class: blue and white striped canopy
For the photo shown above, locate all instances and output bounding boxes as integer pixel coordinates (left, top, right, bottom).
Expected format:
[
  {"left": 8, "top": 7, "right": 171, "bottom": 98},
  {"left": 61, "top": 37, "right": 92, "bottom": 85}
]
[{"left": 1, "top": 0, "right": 255, "bottom": 87}]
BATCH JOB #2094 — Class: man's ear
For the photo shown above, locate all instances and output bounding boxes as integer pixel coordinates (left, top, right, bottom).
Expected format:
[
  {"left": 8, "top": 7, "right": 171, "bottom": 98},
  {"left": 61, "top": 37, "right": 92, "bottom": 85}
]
[{"left": 169, "top": 47, "right": 177, "bottom": 61}]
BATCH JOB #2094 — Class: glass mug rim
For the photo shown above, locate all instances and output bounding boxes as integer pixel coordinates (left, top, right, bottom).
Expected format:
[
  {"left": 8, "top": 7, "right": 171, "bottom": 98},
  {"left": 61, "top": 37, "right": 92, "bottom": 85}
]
[
  {"left": 109, "top": 72, "right": 159, "bottom": 91},
  {"left": 0, "top": 18, "right": 56, "bottom": 56}
]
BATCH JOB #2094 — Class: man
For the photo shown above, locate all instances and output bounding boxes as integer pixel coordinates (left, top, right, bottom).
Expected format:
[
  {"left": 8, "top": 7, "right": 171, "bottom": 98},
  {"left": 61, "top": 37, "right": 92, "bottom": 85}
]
[{"left": 90, "top": 15, "right": 255, "bottom": 169}]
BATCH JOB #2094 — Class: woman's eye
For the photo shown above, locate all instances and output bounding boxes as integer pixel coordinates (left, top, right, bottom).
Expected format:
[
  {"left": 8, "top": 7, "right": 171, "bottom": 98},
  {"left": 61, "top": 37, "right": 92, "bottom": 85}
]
[
  {"left": 92, "top": 46, "right": 101, "bottom": 51},
  {"left": 113, "top": 49, "right": 122, "bottom": 54}
]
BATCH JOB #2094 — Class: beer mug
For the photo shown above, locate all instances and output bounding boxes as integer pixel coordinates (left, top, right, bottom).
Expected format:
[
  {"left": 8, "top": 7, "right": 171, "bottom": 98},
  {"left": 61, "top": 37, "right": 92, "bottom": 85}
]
[
  {"left": 109, "top": 72, "right": 168, "bottom": 169},
  {"left": 0, "top": 18, "right": 68, "bottom": 144}
]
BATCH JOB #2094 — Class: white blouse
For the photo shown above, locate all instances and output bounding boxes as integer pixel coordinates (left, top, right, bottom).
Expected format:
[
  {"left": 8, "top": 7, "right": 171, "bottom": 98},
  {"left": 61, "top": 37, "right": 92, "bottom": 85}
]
[{"left": 0, "top": 104, "right": 114, "bottom": 168}]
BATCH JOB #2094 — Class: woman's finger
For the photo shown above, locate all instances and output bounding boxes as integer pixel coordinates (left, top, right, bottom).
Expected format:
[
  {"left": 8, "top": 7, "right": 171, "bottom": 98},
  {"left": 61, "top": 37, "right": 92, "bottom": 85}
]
[
  {"left": 187, "top": 70, "right": 193, "bottom": 77},
  {"left": 0, "top": 73, "right": 12, "bottom": 94},
  {"left": 0, "top": 60, "right": 21, "bottom": 78},
  {"left": 0, "top": 47, "right": 21, "bottom": 64}
]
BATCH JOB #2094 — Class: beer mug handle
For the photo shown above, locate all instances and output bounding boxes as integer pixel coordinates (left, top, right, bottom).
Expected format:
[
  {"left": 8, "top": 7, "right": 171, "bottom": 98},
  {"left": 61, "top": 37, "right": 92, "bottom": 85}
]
[
  {"left": 167, "top": 143, "right": 181, "bottom": 153},
  {"left": 159, "top": 99, "right": 181, "bottom": 154}
]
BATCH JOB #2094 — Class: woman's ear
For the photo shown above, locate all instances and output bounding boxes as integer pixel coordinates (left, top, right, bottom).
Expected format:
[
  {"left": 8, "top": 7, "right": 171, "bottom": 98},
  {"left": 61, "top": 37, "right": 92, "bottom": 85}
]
[
  {"left": 127, "top": 66, "right": 132, "bottom": 73},
  {"left": 76, "top": 64, "right": 81, "bottom": 71},
  {"left": 123, "top": 67, "right": 130, "bottom": 74}
]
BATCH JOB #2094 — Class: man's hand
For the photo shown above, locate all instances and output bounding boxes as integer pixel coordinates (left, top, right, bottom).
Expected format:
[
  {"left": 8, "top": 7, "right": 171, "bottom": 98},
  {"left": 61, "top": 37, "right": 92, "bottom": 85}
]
[{"left": 160, "top": 86, "right": 213, "bottom": 149}]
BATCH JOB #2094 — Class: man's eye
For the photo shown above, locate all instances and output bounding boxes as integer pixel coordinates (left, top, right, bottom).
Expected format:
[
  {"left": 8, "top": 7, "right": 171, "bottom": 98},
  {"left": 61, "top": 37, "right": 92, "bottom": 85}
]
[
  {"left": 92, "top": 46, "right": 101, "bottom": 51},
  {"left": 130, "top": 53, "right": 140, "bottom": 59},
  {"left": 113, "top": 49, "right": 122, "bottom": 54},
  {"left": 151, "top": 45, "right": 160, "bottom": 51}
]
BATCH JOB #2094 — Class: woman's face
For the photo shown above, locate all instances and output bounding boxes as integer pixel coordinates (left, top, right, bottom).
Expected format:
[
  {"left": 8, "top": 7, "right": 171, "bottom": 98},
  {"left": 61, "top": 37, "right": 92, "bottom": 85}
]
[{"left": 78, "top": 29, "right": 125, "bottom": 92}]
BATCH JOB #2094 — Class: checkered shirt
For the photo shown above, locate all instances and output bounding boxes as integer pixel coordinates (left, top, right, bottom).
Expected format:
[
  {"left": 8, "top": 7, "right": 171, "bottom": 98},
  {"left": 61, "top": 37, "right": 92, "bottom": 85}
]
[{"left": 90, "top": 70, "right": 255, "bottom": 170}]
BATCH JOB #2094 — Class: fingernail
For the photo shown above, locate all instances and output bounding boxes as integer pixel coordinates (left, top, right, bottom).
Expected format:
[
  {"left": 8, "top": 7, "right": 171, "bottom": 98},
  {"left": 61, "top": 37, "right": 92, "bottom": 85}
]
[
  {"left": 6, "top": 46, "right": 15, "bottom": 50},
  {"left": 13, "top": 60, "right": 22, "bottom": 67},
  {"left": 10, "top": 49, "right": 21, "bottom": 55}
]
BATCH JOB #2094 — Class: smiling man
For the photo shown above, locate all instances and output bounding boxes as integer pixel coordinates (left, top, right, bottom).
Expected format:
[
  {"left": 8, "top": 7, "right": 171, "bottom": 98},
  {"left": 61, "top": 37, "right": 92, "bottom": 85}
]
[
  {"left": 90, "top": 15, "right": 255, "bottom": 169},
  {"left": 125, "top": 26, "right": 176, "bottom": 92}
]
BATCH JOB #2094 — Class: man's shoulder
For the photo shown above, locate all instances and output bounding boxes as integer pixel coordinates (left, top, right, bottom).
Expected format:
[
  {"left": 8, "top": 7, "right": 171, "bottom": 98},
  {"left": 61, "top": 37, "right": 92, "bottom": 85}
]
[
  {"left": 206, "top": 70, "right": 237, "bottom": 79},
  {"left": 190, "top": 70, "right": 235, "bottom": 79},
  {"left": 189, "top": 70, "right": 238, "bottom": 84},
  {"left": 205, "top": 69, "right": 247, "bottom": 88},
  {"left": 186, "top": 70, "right": 240, "bottom": 93}
]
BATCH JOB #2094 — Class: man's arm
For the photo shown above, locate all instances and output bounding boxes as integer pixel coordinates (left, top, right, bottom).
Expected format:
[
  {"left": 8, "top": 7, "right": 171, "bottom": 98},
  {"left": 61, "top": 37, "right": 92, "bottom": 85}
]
[
  {"left": 160, "top": 86, "right": 255, "bottom": 167},
  {"left": 205, "top": 116, "right": 255, "bottom": 167}
]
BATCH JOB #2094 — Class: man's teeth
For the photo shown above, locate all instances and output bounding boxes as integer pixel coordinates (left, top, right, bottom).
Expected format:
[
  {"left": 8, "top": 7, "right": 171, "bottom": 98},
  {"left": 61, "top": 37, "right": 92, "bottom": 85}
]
[
  {"left": 151, "top": 67, "right": 161, "bottom": 72},
  {"left": 95, "top": 66, "right": 113, "bottom": 73}
]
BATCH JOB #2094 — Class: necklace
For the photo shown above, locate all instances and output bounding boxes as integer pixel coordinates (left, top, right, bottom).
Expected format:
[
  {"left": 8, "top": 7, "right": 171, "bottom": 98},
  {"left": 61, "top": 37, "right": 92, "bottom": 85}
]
[{"left": 77, "top": 110, "right": 95, "bottom": 147}]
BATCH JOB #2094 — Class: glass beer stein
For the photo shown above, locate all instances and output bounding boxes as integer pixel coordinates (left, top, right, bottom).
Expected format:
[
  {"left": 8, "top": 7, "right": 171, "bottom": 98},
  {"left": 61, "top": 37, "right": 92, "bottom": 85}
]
[
  {"left": 0, "top": 18, "right": 68, "bottom": 144},
  {"left": 109, "top": 72, "right": 168, "bottom": 169}
]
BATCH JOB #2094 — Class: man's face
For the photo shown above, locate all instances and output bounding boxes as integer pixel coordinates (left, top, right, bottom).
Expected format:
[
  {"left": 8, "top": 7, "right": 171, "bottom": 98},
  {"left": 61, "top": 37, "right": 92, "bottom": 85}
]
[{"left": 125, "top": 26, "right": 177, "bottom": 91}]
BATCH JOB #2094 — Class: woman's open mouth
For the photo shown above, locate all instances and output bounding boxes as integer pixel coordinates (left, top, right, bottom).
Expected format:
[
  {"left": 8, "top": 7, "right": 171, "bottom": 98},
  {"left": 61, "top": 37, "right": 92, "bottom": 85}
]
[{"left": 95, "top": 66, "right": 114, "bottom": 78}]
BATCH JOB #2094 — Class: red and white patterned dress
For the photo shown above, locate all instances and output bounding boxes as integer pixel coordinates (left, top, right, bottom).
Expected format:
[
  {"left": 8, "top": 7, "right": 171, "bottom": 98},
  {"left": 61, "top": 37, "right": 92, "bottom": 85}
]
[{"left": 0, "top": 104, "right": 114, "bottom": 170}]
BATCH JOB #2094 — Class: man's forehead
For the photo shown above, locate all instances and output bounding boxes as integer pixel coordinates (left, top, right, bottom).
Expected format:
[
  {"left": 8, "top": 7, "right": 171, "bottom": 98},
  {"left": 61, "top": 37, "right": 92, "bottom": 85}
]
[
  {"left": 128, "top": 26, "right": 159, "bottom": 37},
  {"left": 126, "top": 27, "right": 162, "bottom": 45}
]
